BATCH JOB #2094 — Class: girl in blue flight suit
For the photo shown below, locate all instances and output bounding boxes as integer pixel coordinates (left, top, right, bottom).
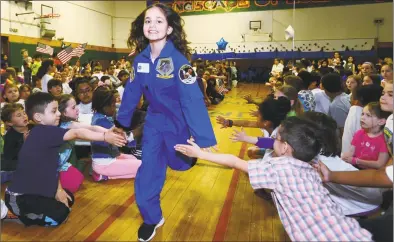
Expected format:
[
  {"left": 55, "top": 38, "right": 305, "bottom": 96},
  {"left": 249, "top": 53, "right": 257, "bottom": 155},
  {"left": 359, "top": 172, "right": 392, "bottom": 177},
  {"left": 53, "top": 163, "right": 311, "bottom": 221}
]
[{"left": 116, "top": 3, "right": 217, "bottom": 242}]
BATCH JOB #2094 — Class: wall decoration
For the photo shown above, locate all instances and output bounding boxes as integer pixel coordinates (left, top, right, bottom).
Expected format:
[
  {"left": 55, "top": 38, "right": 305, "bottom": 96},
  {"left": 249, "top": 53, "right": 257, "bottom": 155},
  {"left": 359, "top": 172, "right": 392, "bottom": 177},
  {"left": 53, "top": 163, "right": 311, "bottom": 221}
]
[{"left": 147, "top": 0, "right": 390, "bottom": 16}]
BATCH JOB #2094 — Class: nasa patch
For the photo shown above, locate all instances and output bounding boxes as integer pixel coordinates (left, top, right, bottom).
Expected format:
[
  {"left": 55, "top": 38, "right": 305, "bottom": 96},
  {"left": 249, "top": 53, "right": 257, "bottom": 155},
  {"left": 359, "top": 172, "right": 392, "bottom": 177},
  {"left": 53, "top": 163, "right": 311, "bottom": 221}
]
[{"left": 178, "top": 64, "right": 196, "bottom": 85}]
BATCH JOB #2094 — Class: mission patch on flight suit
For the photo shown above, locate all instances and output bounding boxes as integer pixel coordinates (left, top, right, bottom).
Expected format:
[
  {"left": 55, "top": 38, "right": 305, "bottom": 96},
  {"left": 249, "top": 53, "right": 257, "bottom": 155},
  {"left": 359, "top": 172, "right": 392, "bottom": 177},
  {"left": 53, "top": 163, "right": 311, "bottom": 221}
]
[
  {"left": 156, "top": 57, "right": 174, "bottom": 79},
  {"left": 178, "top": 64, "right": 196, "bottom": 84}
]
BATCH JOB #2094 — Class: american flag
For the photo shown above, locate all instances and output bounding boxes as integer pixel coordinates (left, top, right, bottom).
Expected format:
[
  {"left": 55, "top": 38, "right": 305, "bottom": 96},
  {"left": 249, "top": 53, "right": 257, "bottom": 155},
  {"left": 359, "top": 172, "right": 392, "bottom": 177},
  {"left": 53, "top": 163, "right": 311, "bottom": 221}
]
[
  {"left": 72, "top": 43, "right": 87, "bottom": 57},
  {"left": 57, "top": 45, "right": 74, "bottom": 64},
  {"left": 36, "top": 42, "right": 54, "bottom": 56}
]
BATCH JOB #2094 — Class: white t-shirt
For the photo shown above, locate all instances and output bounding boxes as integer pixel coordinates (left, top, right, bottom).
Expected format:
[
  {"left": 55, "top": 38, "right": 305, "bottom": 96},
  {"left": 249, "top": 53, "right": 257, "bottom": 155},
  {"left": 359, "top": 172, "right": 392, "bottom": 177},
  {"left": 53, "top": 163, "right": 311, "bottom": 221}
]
[
  {"left": 386, "top": 165, "right": 393, "bottom": 182},
  {"left": 62, "top": 83, "right": 73, "bottom": 95},
  {"left": 117, "top": 85, "right": 125, "bottom": 101},
  {"left": 342, "top": 106, "right": 363, "bottom": 154},
  {"left": 0, "top": 99, "right": 25, "bottom": 109},
  {"left": 41, "top": 74, "right": 53, "bottom": 93},
  {"left": 77, "top": 102, "right": 92, "bottom": 115},
  {"left": 271, "top": 63, "right": 284, "bottom": 75},
  {"left": 319, "top": 155, "right": 385, "bottom": 215},
  {"left": 312, "top": 89, "right": 330, "bottom": 114}
]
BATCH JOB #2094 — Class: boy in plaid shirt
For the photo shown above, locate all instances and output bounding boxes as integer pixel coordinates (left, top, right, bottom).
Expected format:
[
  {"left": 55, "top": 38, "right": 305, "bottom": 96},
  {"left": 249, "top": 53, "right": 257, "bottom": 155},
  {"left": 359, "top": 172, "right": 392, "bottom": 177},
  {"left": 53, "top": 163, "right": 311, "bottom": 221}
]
[{"left": 175, "top": 117, "right": 372, "bottom": 241}]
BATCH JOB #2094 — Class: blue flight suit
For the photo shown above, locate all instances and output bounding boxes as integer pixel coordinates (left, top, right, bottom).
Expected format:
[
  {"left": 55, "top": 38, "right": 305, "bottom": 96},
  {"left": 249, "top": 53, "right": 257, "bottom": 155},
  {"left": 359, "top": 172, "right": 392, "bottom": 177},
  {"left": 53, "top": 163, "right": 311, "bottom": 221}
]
[{"left": 117, "top": 41, "right": 217, "bottom": 225}]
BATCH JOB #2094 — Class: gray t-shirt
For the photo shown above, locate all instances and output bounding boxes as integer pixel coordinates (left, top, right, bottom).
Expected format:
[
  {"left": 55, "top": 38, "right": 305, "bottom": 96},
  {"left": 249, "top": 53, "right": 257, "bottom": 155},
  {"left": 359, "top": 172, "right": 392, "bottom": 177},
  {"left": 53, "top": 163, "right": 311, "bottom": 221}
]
[{"left": 328, "top": 93, "right": 350, "bottom": 128}]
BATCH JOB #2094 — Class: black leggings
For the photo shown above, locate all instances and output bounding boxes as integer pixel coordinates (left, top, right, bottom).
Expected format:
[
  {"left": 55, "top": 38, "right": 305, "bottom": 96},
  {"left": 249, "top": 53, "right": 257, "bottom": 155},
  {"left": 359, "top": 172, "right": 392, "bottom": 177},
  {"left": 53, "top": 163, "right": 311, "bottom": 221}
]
[
  {"left": 358, "top": 204, "right": 393, "bottom": 242},
  {"left": 5, "top": 189, "right": 74, "bottom": 227}
]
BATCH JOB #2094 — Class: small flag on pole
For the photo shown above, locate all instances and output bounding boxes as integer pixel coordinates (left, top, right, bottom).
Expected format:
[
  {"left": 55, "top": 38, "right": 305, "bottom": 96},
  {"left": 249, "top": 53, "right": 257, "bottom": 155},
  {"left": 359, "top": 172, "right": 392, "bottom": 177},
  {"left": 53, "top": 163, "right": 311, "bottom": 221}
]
[
  {"left": 72, "top": 43, "right": 87, "bottom": 58},
  {"left": 57, "top": 45, "right": 74, "bottom": 64},
  {"left": 36, "top": 42, "right": 54, "bottom": 56}
]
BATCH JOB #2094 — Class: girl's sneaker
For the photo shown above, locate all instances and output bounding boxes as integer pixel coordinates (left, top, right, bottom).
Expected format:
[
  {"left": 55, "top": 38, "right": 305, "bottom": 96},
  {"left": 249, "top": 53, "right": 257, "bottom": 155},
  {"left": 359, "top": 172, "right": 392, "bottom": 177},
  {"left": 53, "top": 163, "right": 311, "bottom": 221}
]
[{"left": 92, "top": 171, "right": 108, "bottom": 182}]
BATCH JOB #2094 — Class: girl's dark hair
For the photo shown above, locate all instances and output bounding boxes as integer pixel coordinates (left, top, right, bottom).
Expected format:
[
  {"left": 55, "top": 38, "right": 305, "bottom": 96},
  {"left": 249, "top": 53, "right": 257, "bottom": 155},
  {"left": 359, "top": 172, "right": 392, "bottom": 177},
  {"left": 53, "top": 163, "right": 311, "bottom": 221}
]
[
  {"left": 300, "top": 112, "right": 340, "bottom": 157},
  {"left": 278, "top": 116, "right": 322, "bottom": 162},
  {"left": 117, "top": 70, "right": 129, "bottom": 79},
  {"left": 92, "top": 86, "right": 116, "bottom": 114},
  {"left": 258, "top": 96, "right": 291, "bottom": 129},
  {"left": 36, "top": 59, "right": 54, "bottom": 79},
  {"left": 58, "top": 94, "right": 77, "bottom": 122},
  {"left": 19, "top": 84, "right": 31, "bottom": 92},
  {"left": 297, "top": 70, "right": 312, "bottom": 89},
  {"left": 365, "top": 74, "right": 381, "bottom": 86},
  {"left": 127, "top": 3, "right": 192, "bottom": 60},
  {"left": 32, "top": 75, "right": 39, "bottom": 87},
  {"left": 354, "top": 84, "right": 383, "bottom": 106},
  {"left": 366, "top": 102, "right": 391, "bottom": 127}
]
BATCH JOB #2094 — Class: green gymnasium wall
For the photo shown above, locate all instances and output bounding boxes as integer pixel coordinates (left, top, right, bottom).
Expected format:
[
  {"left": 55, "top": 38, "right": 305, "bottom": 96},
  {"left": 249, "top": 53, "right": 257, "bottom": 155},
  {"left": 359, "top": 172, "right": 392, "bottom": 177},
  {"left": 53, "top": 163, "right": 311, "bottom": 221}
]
[{"left": 8, "top": 42, "right": 128, "bottom": 70}]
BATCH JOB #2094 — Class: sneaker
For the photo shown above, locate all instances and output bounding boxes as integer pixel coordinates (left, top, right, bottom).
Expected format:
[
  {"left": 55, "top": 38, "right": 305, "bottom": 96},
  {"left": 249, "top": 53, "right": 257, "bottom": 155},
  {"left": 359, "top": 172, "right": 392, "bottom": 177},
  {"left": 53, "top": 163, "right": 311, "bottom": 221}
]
[
  {"left": 2, "top": 210, "right": 23, "bottom": 224},
  {"left": 92, "top": 171, "right": 108, "bottom": 182},
  {"left": 138, "top": 217, "right": 165, "bottom": 242}
]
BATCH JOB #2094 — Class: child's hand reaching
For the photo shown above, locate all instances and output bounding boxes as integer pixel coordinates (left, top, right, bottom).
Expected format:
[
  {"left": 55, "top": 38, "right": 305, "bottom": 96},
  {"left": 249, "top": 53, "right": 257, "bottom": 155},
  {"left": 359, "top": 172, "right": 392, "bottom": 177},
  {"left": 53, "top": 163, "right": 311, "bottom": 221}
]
[
  {"left": 110, "top": 126, "right": 127, "bottom": 139},
  {"left": 313, "top": 161, "right": 332, "bottom": 183},
  {"left": 104, "top": 131, "right": 127, "bottom": 147},
  {"left": 216, "top": 116, "right": 229, "bottom": 129},
  {"left": 174, "top": 139, "right": 202, "bottom": 158},
  {"left": 249, "top": 110, "right": 259, "bottom": 117},
  {"left": 230, "top": 127, "right": 247, "bottom": 142},
  {"left": 243, "top": 94, "right": 253, "bottom": 103}
]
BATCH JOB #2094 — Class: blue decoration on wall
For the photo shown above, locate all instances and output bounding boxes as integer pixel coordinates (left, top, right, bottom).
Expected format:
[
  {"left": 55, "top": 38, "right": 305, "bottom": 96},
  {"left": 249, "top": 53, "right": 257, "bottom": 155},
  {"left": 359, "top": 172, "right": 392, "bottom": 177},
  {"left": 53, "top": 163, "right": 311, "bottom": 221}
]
[{"left": 216, "top": 38, "right": 228, "bottom": 51}]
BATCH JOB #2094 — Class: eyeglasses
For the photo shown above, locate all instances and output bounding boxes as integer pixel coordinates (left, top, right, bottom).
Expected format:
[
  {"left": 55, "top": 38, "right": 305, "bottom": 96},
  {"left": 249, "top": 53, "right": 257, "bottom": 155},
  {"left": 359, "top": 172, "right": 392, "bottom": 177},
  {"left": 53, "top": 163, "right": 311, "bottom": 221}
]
[{"left": 78, "top": 88, "right": 92, "bottom": 95}]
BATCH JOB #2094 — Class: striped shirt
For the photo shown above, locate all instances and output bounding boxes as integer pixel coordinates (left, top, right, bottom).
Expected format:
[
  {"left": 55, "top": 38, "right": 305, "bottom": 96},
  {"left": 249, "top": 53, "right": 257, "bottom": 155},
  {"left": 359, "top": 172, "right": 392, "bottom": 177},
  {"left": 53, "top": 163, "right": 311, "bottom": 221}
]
[{"left": 248, "top": 156, "right": 372, "bottom": 241}]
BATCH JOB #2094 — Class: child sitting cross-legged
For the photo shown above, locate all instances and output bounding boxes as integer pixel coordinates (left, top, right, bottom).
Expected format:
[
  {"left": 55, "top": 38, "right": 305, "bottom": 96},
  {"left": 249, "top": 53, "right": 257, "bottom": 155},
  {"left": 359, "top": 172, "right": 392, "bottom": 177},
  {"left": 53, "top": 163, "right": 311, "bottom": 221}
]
[
  {"left": 90, "top": 86, "right": 142, "bottom": 182},
  {"left": 175, "top": 117, "right": 372, "bottom": 241},
  {"left": 4, "top": 92, "right": 126, "bottom": 226}
]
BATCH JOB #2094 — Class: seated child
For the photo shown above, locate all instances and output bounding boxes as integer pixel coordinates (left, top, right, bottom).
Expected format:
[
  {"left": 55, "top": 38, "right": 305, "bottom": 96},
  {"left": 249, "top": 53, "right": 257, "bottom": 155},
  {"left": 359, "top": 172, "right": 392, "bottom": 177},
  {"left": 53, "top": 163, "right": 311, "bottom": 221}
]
[
  {"left": 19, "top": 84, "right": 31, "bottom": 101},
  {"left": 47, "top": 79, "right": 63, "bottom": 101},
  {"left": 175, "top": 117, "right": 372, "bottom": 241},
  {"left": 0, "top": 103, "right": 31, "bottom": 183},
  {"left": 91, "top": 86, "right": 141, "bottom": 182},
  {"left": 4, "top": 92, "right": 126, "bottom": 227},
  {"left": 1, "top": 83, "right": 25, "bottom": 109},
  {"left": 342, "top": 102, "right": 390, "bottom": 169},
  {"left": 302, "top": 111, "right": 386, "bottom": 216},
  {"left": 230, "top": 96, "right": 291, "bottom": 158}
]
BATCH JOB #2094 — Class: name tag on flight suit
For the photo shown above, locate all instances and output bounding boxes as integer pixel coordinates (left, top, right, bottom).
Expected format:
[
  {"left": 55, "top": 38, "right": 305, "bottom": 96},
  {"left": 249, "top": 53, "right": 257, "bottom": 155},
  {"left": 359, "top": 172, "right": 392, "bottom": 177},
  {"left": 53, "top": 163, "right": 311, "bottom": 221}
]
[{"left": 137, "top": 63, "right": 150, "bottom": 73}]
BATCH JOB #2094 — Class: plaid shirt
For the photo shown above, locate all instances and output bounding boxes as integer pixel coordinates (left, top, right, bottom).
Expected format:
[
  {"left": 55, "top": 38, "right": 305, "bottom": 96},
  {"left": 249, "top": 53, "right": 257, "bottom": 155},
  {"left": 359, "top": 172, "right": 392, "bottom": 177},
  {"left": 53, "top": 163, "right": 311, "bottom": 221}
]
[{"left": 248, "top": 156, "right": 372, "bottom": 241}]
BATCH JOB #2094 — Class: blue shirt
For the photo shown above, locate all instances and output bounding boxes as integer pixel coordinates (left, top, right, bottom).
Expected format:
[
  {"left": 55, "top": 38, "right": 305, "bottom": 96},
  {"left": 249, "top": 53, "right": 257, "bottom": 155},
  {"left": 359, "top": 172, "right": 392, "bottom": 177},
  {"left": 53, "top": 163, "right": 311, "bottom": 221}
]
[
  {"left": 58, "top": 122, "right": 73, "bottom": 172},
  {"left": 91, "top": 113, "right": 120, "bottom": 159},
  {"left": 8, "top": 125, "right": 68, "bottom": 197},
  {"left": 117, "top": 41, "right": 216, "bottom": 147}
]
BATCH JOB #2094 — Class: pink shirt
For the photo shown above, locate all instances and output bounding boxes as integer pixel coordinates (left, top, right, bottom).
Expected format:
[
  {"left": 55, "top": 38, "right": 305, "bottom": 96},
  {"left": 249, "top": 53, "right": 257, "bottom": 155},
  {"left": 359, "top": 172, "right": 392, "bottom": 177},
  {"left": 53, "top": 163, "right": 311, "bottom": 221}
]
[
  {"left": 248, "top": 157, "right": 372, "bottom": 241},
  {"left": 351, "top": 129, "right": 388, "bottom": 167}
]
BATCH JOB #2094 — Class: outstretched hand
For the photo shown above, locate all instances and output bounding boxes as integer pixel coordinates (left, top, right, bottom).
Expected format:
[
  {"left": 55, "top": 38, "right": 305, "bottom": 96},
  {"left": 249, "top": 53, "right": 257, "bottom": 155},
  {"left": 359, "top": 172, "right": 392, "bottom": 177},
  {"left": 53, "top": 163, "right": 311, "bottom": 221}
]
[
  {"left": 104, "top": 131, "right": 127, "bottom": 147},
  {"left": 230, "top": 127, "right": 246, "bottom": 143},
  {"left": 174, "top": 139, "right": 202, "bottom": 158},
  {"left": 243, "top": 94, "right": 253, "bottom": 103},
  {"left": 216, "top": 116, "right": 229, "bottom": 129}
]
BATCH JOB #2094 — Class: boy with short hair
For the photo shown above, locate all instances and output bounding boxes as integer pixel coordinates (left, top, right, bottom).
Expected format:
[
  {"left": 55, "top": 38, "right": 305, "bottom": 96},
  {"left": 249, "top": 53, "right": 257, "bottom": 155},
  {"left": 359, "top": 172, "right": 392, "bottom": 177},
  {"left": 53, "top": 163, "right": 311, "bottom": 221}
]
[
  {"left": 175, "top": 117, "right": 372, "bottom": 241},
  {"left": 4, "top": 92, "right": 126, "bottom": 226},
  {"left": 0, "top": 103, "right": 30, "bottom": 183}
]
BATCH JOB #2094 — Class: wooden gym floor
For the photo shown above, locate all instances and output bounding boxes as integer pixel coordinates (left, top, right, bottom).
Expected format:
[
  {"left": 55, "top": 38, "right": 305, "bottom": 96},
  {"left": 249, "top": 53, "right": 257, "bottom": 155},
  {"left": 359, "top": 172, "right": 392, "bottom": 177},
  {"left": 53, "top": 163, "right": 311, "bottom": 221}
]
[{"left": 1, "top": 83, "right": 289, "bottom": 241}]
